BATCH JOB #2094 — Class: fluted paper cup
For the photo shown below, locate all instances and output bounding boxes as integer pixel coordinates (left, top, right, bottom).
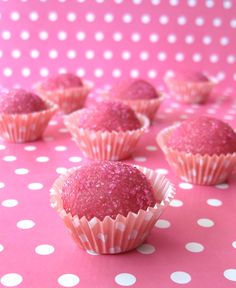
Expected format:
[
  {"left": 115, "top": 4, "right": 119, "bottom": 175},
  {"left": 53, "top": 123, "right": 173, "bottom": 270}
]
[
  {"left": 0, "top": 100, "right": 58, "bottom": 143},
  {"left": 157, "top": 125, "right": 236, "bottom": 185},
  {"left": 50, "top": 165, "right": 175, "bottom": 254},
  {"left": 64, "top": 110, "right": 150, "bottom": 160}
]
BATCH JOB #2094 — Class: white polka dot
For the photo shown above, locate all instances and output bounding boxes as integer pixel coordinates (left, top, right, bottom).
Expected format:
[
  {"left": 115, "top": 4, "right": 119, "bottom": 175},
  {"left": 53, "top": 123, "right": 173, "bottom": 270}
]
[
  {"left": 0, "top": 182, "right": 5, "bottom": 189},
  {"left": 40, "top": 68, "right": 49, "bottom": 77},
  {"left": 48, "top": 11, "right": 58, "bottom": 21},
  {"left": 175, "top": 52, "right": 185, "bottom": 61},
  {"left": 3, "top": 68, "right": 13, "bottom": 77},
  {"left": 167, "top": 34, "right": 177, "bottom": 43},
  {"left": 113, "top": 32, "right": 123, "bottom": 41},
  {"left": 24, "top": 145, "right": 37, "bottom": 151},
  {"left": 230, "top": 19, "right": 236, "bottom": 28},
  {"left": 30, "top": 49, "right": 40, "bottom": 58},
  {"left": 0, "top": 144, "right": 6, "bottom": 150},
  {"left": 76, "top": 31, "right": 86, "bottom": 41},
  {"left": 205, "top": 0, "right": 215, "bottom": 7},
  {"left": 0, "top": 244, "right": 4, "bottom": 252},
  {"left": 220, "top": 37, "right": 229, "bottom": 46},
  {"left": 224, "top": 269, "right": 236, "bottom": 282},
  {"left": 67, "top": 12, "right": 76, "bottom": 22},
  {"left": 215, "top": 183, "right": 229, "bottom": 189},
  {"left": 148, "top": 33, "right": 158, "bottom": 44},
  {"left": 2, "top": 30, "right": 11, "bottom": 40},
  {"left": 137, "top": 244, "right": 156, "bottom": 254},
  {"left": 195, "top": 17, "right": 204, "bottom": 26},
  {"left": 11, "top": 49, "right": 21, "bottom": 59},
  {"left": 104, "top": 13, "right": 114, "bottom": 22},
  {"left": 76, "top": 68, "right": 86, "bottom": 77},
  {"left": 0, "top": 273, "right": 23, "bottom": 287},
  {"left": 67, "top": 50, "right": 77, "bottom": 59},
  {"left": 131, "top": 33, "right": 141, "bottom": 42},
  {"left": 148, "top": 70, "right": 157, "bottom": 78},
  {"left": 86, "top": 12, "right": 95, "bottom": 22},
  {"left": 17, "top": 219, "right": 35, "bottom": 229},
  {"left": 36, "top": 156, "right": 49, "bottom": 162},
  {"left": 29, "top": 11, "right": 39, "bottom": 21},
  {"left": 141, "top": 14, "right": 151, "bottom": 24},
  {"left": 123, "top": 14, "right": 132, "bottom": 23},
  {"left": 185, "top": 242, "right": 204, "bottom": 253},
  {"left": 159, "top": 15, "right": 169, "bottom": 25},
  {"left": 104, "top": 50, "right": 113, "bottom": 60},
  {"left": 146, "top": 145, "right": 157, "bottom": 151},
  {"left": 192, "top": 53, "right": 202, "bottom": 62},
  {"left": 1, "top": 199, "right": 18, "bottom": 208},
  {"left": 203, "top": 35, "right": 212, "bottom": 45},
  {"left": 185, "top": 35, "right": 194, "bottom": 44},
  {"left": 213, "top": 17, "right": 222, "bottom": 27},
  {"left": 49, "top": 49, "right": 58, "bottom": 59},
  {"left": 11, "top": 11, "right": 20, "bottom": 21},
  {"left": 112, "top": 69, "right": 122, "bottom": 78},
  {"left": 232, "top": 241, "right": 236, "bottom": 249},
  {"left": 207, "top": 199, "right": 222, "bottom": 207},
  {"left": 58, "top": 31, "right": 67, "bottom": 40},
  {"left": 170, "top": 271, "right": 191, "bottom": 284},
  {"left": 157, "top": 52, "right": 167, "bottom": 61},
  {"left": 35, "top": 244, "right": 55, "bottom": 255},
  {"left": 94, "top": 31, "right": 104, "bottom": 41},
  {"left": 227, "top": 55, "right": 235, "bottom": 64},
  {"left": 140, "top": 51, "right": 149, "bottom": 61},
  {"left": 94, "top": 69, "right": 104, "bottom": 78},
  {"left": 56, "top": 167, "right": 68, "bottom": 174},
  {"left": 69, "top": 156, "right": 82, "bottom": 163},
  {"left": 177, "top": 16, "right": 187, "bottom": 25},
  {"left": 3, "top": 155, "right": 17, "bottom": 162},
  {"left": 156, "top": 168, "right": 169, "bottom": 175},
  {"left": 28, "top": 183, "right": 44, "bottom": 190},
  {"left": 210, "top": 54, "right": 219, "bottom": 63},
  {"left": 20, "top": 30, "right": 30, "bottom": 40},
  {"left": 187, "top": 0, "right": 197, "bottom": 7},
  {"left": 155, "top": 219, "right": 171, "bottom": 228},
  {"left": 223, "top": 1, "right": 233, "bottom": 9},
  {"left": 14, "top": 168, "right": 29, "bottom": 175},
  {"left": 85, "top": 50, "right": 95, "bottom": 59},
  {"left": 179, "top": 182, "right": 193, "bottom": 189},
  {"left": 197, "top": 218, "right": 214, "bottom": 228},
  {"left": 115, "top": 273, "right": 136, "bottom": 286},
  {"left": 58, "top": 274, "right": 80, "bottom": 287},
  {"left": 170, "top": 199, "right": 183, "bottom": 207},
  {"left": 54, "top": 145, "right": 67, "bottom": 152}
]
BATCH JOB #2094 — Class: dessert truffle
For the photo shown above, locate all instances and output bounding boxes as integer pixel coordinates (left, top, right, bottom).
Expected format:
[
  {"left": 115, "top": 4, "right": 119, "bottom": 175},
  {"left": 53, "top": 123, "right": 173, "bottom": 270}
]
[
  {"left": 61, "top": 161, "right": 156, "bottom": 221},
  {"left": 172, "top": 71, "right": 209, "bottom": 83},
  {"left": 167, "top": 116, "right": 236, "bottom": 155},
  {"left": 78, "top": 101, "right": 141, "bottom": 132},
  {"left": 40, "top": 73, "right": 83, "bottom": 91},
  {"left": 110, "top": 79, "right": 159, "bottom": 100},
  {"left": 0, "top": 89, "right": 47, "bottom": 114}
]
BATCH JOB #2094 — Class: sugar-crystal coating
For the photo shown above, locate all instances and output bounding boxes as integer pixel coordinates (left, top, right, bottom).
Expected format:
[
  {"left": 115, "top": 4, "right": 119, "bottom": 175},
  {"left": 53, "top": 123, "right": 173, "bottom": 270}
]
[
  {"left": 0, "top": 89, "right": 47, "bottom": 114},
  {"left": 110, "top": 79, "right": 159, "bottom": 100},
  {"left": 167, "top": 116, "right": 236, "bottom": 155},
  {"left": 78, "top": 101, "right": 141, "bottom": 132},
  {"left": 41, "top": 73, "right": 83, "bottom": 91},
  {"left": 61, "top": 161, "right": 156, "bottom": 221},
  {"left": 172, "top": 71, "right": 209, "bottom": 82}
]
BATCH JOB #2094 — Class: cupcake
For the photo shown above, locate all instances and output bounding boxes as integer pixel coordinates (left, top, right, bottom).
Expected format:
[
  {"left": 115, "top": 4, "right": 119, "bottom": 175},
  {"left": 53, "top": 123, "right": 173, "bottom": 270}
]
[
  {"left": 0, "top": 89, "right": 57, "bottom": 143},
  {"left": 164, "top": 71, "right": 215, "bottom": 104},
  {"left": 34, "top": 73, "right": 92, "bottom": 114},
  {"left": 157, "top": 116, "right": 236, "bottom": 185},
  {"left": 50, "top": 160, "right": 175, "bottom": 254},
  {"left": 64, "top": 101, "right": 149, "bottom": 160},
  {"left": 104, "top": 79, "right": 163, "bottom": 120}
]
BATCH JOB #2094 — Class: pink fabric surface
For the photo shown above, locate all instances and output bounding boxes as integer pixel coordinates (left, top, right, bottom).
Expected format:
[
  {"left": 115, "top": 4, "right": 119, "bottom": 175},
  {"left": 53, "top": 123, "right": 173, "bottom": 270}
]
[{"left": 0, "top": 1, "right": 236, "bottom": 288}]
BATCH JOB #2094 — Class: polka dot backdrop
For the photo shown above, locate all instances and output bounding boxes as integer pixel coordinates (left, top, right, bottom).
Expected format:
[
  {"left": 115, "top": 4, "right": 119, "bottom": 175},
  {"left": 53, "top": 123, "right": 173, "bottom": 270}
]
[
  {"left": 0, "top": 0, "right": 236, "bottom": 88},
  {"left": 1, "top": 1, "right": 236, "bottom": 288}
]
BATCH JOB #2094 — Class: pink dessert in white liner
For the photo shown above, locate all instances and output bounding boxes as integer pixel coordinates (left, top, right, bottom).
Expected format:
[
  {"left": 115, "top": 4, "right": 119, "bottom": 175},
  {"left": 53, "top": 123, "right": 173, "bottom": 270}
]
[
  {"left": 164, "top": 71, "right": 216, "bottom": 104},
  {"left": 103, "top": 78, "right": 164, "bottom": 120},
  {"left": 64, "top": 101, "right": 150, "bottom": 160},
  {"left": 50, "top": 160, "right": 175, "bottom": 254},
  {"left": 157, "top": 116, "right": 236, "bottom": 185},
  {"left": 0, "top": 89, "right": 58, "bottom": 143},
  {"left": 34, "top": 72, "right": 92, "bottom": 114}
]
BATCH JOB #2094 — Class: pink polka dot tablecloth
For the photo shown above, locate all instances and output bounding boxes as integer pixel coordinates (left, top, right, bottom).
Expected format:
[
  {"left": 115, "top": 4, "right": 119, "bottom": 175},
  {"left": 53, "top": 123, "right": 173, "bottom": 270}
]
[{"left": 1, "top": 1, "right": 236, "bottom": 287}]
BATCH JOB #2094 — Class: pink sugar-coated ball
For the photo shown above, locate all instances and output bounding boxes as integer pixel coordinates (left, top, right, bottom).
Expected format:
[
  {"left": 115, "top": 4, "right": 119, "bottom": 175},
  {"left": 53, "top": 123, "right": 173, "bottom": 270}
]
[
  {"left": 78, "top": 101, "right": 141, "bottom": 132},
  {"left": 110, "top": 79, "right": 159, "bottom": 100},
  {"left": 40, "top": 73, "right": 83, "bottom": 91},
  {"left": 167, "top": 116, "right": 236, "bottom": 156},
  {"left": 0, "top": 89, "right": 47, "bottom": 114},
  {"left": 173, "top": 71, "right": 209, "bottom": 82},
  {"left": 61, "top": 161, "right": 156, "bottom": 221}
]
